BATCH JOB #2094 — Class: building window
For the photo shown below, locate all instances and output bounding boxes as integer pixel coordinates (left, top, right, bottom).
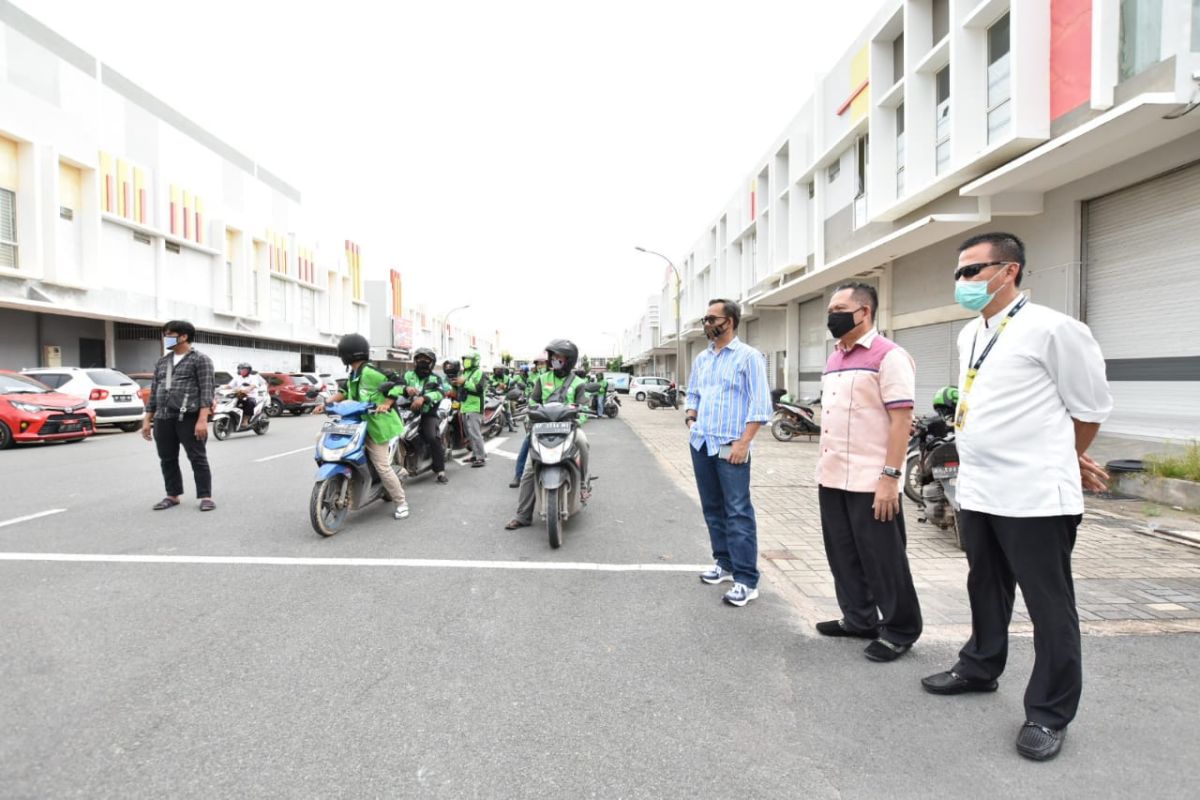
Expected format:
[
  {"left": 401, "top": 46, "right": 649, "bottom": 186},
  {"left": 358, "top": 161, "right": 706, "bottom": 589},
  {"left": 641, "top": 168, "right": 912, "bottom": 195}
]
[
  {"left": 225, "top": 261, "right": 235, "bottom": 310},
  {"left": 1119, "top": 0, "right": 1163, "bottom": 80},
  {"left": 1194, "top": 0, "right": 1200, "bottom": 51},
  {"left": 300, "top": 287, "right": 316, "bottom": 326},
  {"left": 807, "top": 181, "right": 815, "bottom": 199},
  {"left": 987, "top": 13, "right": 1012, "bottom": 143},
  {"left": 827, "top": 158, "right": 840, "bottom": 184},
  {"left": 0, "top": 188, "right": 15, "bottom": 268},
  {"left": 895, "top": 103, "right": 906, "bottom": 196},
  {"left": 892, "top": 33, "right": 904, "bottom": 85},
  {"left": 935, "top": 66, "right": 951, "bottom": 174},
  {"left": 932, "top": 0, "right": 950, "bottom": 43},
  {"left": 853, "top": 135, "right": 869, "bottom": 228},
  {"left": 270, "top": 276, "right": 285, "bottom": 321}
]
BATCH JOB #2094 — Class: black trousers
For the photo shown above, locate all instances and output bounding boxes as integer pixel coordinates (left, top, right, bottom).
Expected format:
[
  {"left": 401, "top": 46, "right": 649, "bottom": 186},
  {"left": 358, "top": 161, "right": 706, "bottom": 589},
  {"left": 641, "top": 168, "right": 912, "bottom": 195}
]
[
  {"left": 419, "top": 413, "right": 446, "bottom": 473},
  {"left": 154, "top": 413, "right": 212, "bottom": 498},
  {"left": 818, "top": 486, "right": 923, "bottom": 646},
  {"left": 238, "top": 396, "right": 256, "bottom": 426},
  {"left": 953, "top": 510, "right": 1082, "bottom": 730}
]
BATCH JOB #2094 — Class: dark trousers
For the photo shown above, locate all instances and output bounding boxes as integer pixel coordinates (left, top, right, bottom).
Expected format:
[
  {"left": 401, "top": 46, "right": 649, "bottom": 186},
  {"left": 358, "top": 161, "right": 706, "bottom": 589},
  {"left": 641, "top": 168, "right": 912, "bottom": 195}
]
[
  {"left": 418, "top": 413, "right": 446, "bottom": 473},
  {"left": 238, "top": 397, "right": 256, "bottom": 426},
  {"left": 953, "top": 510, "right": 1082, "bottom": 730},
  {"left": 690, "top": 445, "right": 759, "bottom": 588},
  {"left": 154, "top": 413, "right": 212, "bottom": 499},
  {"left": 818, "top": 486, "right": 923, "bottom": 645}
]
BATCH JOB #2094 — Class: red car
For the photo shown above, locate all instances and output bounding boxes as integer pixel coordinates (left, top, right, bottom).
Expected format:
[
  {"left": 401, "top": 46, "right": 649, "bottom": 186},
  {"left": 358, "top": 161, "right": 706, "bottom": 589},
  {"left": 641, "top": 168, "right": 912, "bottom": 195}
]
[
  {"left": 261, "top": 372, "right": 320, "bottom": 416},
  {"left": 0, "top": 370, "right": 96, "bottom": 449}
]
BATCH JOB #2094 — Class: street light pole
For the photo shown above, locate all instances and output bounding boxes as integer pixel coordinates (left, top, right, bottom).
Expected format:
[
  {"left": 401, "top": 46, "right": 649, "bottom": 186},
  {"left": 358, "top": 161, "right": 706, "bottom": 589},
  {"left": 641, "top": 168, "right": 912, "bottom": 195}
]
[
  {"left": 635, "top": 246, "right": 684, "bottom": 385},
  {"left": 442, "top": 304, "right": 470, "bottom": 360}
]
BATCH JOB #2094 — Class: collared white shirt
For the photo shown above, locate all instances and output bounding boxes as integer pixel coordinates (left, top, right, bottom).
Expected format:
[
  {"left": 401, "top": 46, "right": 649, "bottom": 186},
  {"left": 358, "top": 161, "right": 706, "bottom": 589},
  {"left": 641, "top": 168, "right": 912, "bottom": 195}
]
[{"left": 955, "top": 295, "right": 1113, "bottom": 517}]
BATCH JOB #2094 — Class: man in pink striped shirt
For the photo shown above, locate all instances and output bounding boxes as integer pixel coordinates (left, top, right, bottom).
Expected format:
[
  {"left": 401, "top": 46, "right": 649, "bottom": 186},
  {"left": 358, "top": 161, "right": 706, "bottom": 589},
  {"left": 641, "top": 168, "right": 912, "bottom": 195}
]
[{"left": 815, "top": 283, "right": 923, "bottom": 662}]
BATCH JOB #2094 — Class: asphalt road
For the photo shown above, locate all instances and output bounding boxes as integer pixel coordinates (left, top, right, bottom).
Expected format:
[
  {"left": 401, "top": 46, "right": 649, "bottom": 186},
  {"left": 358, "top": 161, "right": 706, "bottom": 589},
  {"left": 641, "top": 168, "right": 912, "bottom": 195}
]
[{"left": 1, "top": 414, "right": 1197, "bottom": 798}]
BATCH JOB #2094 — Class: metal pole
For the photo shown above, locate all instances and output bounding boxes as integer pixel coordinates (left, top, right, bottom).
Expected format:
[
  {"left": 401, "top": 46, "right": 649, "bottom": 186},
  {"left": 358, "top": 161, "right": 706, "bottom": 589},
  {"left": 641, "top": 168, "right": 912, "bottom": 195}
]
[
  {"left": 442, "top": 304, "right": 470, "bottom": 361},
  {"left": 635, "top": 247, "right": 683, "bottom": 384}
]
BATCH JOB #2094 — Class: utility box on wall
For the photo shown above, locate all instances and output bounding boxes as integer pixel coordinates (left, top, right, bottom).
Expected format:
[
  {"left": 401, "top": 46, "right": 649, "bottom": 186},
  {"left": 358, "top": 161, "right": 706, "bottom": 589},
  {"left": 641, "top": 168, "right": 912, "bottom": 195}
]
[{"left": 43, "top": 345, "right": 62, "bottom": 367}]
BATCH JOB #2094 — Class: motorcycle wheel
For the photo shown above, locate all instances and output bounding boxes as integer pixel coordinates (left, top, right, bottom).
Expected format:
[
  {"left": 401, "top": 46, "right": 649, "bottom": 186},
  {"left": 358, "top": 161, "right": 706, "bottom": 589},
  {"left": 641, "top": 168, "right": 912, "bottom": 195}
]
[
  {"left": 310, "top": 475, "right": 350, "bottom": 537},
  {"left": 267, "top": 398, "right": 283, "bottom": 417},
  {"left": 547, "top": 487, "right": 563, "bottom": 549},
  {"left": 212, "top": 418, "right": 231, "bottom": 441},
  {"left": 606, "top": 406, "right": 618, "bottom": 418},
  {"left": 117, "top": 421, "right": 143, "bottom": 433},
  {"left": 253, "top": 419, "right": 270, "bottom": 435},
  {"left": 647, "top": 398, "right": 660, "bottom": 410},
  {"left": 770, "top": 418, "right": 796, "bottom": 442},
  {"left": 903, "top": 453, "right": 923, "bottom": 503}
]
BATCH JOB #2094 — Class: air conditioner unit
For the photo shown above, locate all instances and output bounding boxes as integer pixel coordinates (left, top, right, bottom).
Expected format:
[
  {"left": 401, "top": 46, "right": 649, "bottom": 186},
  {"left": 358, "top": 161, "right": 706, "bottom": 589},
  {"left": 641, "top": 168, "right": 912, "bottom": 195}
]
[{"left": 43, "top": 345, "right": 63, "bottom": 367}]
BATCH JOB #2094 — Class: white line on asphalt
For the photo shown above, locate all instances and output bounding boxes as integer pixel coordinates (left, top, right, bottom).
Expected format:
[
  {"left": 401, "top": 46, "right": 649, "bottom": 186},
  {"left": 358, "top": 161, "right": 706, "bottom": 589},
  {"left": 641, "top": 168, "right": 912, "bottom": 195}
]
[
  {"left": 454, "top": 436, "right": 518, "bottom": 465},
  {"left": 0, "top": 509, "right": 67, "bottom": 529},
  {"left": 254, "top": 446, "right": 313, "bottom": 463},
  {"left": 0, "top": 552, "right": 710, "bottom": 572}
]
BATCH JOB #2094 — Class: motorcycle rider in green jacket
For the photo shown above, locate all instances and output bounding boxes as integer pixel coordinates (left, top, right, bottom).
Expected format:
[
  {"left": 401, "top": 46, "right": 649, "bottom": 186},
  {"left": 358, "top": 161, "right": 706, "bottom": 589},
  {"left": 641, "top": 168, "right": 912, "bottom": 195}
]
[
  {"left": 592, "top": 371, "right": 609, "bottom": 418},
  {"left": 505, "top": 339, "right": 591, "bottom": 530},
  {"left": 403, "top": 347, "right": 449, "bottom": 484},
  {"left": 452, "top": 351, "right": 488, "bottom": 467}
]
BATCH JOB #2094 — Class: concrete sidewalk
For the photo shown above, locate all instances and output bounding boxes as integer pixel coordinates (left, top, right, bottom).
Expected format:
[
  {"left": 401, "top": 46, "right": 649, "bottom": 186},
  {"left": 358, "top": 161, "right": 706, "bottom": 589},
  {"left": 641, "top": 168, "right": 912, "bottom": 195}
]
[{"left": 617, "top": 398, "right": 1200, "bottom": 638}]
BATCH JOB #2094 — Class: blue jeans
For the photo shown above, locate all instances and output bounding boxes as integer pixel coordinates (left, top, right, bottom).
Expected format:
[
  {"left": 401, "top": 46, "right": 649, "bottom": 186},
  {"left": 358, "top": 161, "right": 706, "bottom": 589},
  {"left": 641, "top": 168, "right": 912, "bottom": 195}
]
[
  {"left": 690, "top": 443, "right": 759, "bottom": 588},
  {"left": 514, "top": 434, "right": 531, "bottom": 479}
]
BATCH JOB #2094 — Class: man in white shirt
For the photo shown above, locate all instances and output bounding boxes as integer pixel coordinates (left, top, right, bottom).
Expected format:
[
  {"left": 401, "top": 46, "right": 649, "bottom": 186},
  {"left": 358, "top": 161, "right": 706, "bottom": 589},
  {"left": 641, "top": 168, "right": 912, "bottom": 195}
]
[
  {"left": 224, "top": 362, "right": 267, "bottom": 429},
  {"left": 920, "top": 233, "right": 1113, "bottom": 763}
]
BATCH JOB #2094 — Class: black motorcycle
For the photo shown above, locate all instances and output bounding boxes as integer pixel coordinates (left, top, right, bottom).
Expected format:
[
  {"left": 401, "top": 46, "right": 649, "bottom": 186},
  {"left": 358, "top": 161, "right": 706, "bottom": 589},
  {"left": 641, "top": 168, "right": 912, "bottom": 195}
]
[
  {"left": 904, "top": 412, "right": 963, "bottom": 550},
  {"left": 770, "top": 394, "right": 820, "bottom": 442},
  {"left": 646, "top": 383, "right": 678, "bottom": 410}
]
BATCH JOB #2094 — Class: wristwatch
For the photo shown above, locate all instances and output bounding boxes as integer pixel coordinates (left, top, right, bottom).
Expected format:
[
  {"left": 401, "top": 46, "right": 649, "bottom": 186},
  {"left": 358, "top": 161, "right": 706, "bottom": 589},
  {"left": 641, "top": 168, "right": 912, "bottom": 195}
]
[
  {"left": 880, "top": 466, "right": 902, "bottom": 479},
  {"left": 685, "top": 415, "right": 697, "bottom": 428}
]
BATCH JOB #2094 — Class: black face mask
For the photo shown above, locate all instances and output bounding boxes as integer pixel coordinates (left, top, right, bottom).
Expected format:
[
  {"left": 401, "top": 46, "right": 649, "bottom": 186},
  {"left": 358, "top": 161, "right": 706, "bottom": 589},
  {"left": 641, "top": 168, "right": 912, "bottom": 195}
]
[
  {"left": 415, "top": 361, "right": 432, "bottom": 378},
  {"left": 704, "top": 322, "right": 728, "bottom": 341},
  {"left": 827, "top": 308, "right": 864, "bottom": 339}
]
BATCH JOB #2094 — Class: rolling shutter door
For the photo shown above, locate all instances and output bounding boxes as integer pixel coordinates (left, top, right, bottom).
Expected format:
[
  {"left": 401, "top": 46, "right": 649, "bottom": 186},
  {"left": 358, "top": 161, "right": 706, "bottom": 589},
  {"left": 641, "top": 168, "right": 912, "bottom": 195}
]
[
  {"left": 798, "top": 297, "right": 826, "bottom": 400},
  {"left": 1085, "top": 161, "right": 1200, "bottom": 440},
  {"left": 894, "top": 321, "right": 968, "bottom": 416}
]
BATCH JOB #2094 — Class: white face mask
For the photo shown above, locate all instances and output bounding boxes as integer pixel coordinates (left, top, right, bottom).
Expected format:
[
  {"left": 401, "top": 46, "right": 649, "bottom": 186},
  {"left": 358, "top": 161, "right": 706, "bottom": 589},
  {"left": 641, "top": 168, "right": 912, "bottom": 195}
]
[{"left": 550, "top": 357, "right": 566, "bottom": 371}]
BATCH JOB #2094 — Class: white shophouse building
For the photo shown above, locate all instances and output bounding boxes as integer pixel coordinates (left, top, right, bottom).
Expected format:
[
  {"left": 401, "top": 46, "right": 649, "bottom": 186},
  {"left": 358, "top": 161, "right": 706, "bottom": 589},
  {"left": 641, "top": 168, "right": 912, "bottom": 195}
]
[
  {"left": 0, "top": 2, "right": 369, "bottom": 378},
  {"left": 621, "top": 0, "right": 1200, "bottom": 443}
]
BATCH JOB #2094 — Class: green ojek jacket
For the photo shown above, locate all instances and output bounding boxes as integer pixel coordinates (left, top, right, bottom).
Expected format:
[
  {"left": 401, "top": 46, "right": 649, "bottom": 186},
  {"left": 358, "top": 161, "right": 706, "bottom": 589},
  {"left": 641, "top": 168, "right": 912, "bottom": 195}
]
[
  {"left": 346, "top": 364, "right": 405, "bottom": 444},
  {"left": 461, "top": 367, "right": 487, "bottom": 414},
  {"left": 533, "top": 372, "right": 589, "bottom": 425},
  {"left": 403, "top": 370, "right": 445, "bottom": 415}
]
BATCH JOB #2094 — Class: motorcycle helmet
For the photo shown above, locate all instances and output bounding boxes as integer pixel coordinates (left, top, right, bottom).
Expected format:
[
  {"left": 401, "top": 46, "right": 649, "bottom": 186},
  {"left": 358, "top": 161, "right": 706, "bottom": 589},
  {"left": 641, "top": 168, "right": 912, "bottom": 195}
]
[
  {"left": 544, "top": 339, "right": 578, "bottom": 379},
  {"left": 444, "top": 359, "right": 462, "bottom": 379},
  {"left": 462, "top": 351, "right": 481, "bottom": 371},
  {"left": 337, "top": 333, "right": 370, "bottom": 366},
  {"left": 574, "top": 368, "right": 588, "bottom": 379},
  {"left": 520, "top": 365, "right": 530, "bottom": 375},
  {"left": 413, "top": 347, "right": 436, "bottom": 377},
  {"left": 932, "top": 385, "right": 959, "bottom": 416},
  {"left": 237, "top": 362, "right": 252, "bottom": 376}
]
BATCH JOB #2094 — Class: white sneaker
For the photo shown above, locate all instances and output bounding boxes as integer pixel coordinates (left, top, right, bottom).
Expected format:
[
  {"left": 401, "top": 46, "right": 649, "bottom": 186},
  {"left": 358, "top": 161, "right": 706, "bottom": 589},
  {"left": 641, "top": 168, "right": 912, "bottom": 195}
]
[
  {"left": 699, "top": 562, "right": 734, "bottom": 585},
  {"left": 723, "top": 583, "right": 759, "bottom": 607},
  {"left": 394, "top": 504, "right": 410, "bottom": 520}
]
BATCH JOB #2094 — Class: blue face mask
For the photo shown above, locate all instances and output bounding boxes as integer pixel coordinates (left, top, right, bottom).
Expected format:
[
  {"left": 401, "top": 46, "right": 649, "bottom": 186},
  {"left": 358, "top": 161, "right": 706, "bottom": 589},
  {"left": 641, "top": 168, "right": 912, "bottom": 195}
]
[
  {"left": 954, "top": 280, "right": 994, "bottom": 312},
  {"left": 164, "top": 336, "right": 179, "bottom": 350}
]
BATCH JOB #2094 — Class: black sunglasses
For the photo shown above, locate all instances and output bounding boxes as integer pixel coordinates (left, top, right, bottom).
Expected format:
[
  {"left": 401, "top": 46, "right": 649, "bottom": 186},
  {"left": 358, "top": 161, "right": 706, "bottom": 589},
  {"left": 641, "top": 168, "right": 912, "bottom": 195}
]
[
  {"left": 700, "top": 315, "right": 729, "bottom": 325},
  {"left": 954, "top": 261, "right": 1011, "bottom": 281}
]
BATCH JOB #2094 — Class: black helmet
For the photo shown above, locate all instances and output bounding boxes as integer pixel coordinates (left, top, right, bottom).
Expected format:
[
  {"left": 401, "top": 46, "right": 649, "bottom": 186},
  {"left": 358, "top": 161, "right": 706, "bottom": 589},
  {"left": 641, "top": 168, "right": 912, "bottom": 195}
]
[
  {"left": 337, "top": 333, "right": 370, "bottom": 366},
  {"left": 444, "top": 359, "right": 461, "bottom": 378},
  {"left": 544, "top": 339, "right": 578, "bottom": 378},
  {"left": 574, "top": 368, "right": 588, "bottom": 379},
  {"left": 413, "top": 347, "right": 436, "bottom": 364}
]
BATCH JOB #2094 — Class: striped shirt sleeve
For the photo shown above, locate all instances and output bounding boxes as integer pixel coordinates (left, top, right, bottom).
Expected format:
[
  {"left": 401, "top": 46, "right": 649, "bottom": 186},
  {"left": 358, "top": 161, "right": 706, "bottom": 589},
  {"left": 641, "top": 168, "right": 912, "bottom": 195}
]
[{"left": 744, "top": 349, "right": 773, "bottom": 423}]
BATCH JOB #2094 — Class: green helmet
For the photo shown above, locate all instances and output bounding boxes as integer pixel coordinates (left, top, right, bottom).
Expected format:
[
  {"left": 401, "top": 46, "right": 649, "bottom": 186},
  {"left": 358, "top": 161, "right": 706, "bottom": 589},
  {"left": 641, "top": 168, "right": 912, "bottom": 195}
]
[
  {"left": 462, "top": 351, "right": 481, "bottom": 370},
  {"left": 932, "top": 385, "right": 959, "bottom": 412}
]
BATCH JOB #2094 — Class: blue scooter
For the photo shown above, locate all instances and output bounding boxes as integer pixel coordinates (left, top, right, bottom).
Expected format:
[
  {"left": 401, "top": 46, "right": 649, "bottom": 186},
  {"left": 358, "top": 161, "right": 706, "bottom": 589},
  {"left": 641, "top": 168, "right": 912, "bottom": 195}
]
[{"left": 309, "top": 399, "right": 403, "bottom": 537}]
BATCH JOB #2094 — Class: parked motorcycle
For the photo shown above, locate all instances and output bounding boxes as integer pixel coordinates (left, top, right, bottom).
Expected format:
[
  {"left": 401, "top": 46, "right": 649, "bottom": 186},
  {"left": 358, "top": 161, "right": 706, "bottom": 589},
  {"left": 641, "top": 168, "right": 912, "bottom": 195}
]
[
  {"left": 309, "top": 400, "right": 403, "bottom": 537},
  {"left": 211, "top": 389, "right": 269, "bottom": 440},
  {"left": 904, "top": 410, "right": 964, "bottom": 550},
  {"left": 770, "top": 397, "right": 820, "bottom": 442},
  {"left": 527, "top": 384, "right": 600, "bottom": 548},
  {"left": 645, "top": 382, "right": 678, "bottom": 410},
  {"left": 482, "top": 392, "right": 508, "bottom": 439},
  {"left": 603, "top": 393, "right": 621, "bottom": 419}
]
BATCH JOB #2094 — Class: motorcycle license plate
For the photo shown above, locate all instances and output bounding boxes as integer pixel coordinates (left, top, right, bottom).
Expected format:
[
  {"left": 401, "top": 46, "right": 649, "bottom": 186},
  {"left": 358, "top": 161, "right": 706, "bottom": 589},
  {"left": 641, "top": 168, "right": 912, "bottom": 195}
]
[
  {"left": 931, "top": 465, "right": 958, "bottom": 479},
  {"left": 532, "top": 422, "right": 571, "bottom": 435}
]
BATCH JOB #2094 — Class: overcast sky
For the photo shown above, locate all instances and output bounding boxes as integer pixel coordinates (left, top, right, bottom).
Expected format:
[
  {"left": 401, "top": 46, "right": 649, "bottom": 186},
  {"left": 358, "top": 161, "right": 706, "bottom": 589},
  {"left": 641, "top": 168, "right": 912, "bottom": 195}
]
[{"left": 20, "top": 0, "right": 886, "bottom": 358}]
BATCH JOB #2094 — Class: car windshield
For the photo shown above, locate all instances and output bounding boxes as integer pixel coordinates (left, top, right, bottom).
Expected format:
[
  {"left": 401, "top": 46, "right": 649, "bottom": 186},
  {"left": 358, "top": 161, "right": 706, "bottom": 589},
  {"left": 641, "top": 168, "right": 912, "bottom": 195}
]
[
  {"left": 86, "top": 369, "right": 134, "bottom": 386},
  {"left": 291, "top": 375, "right": 314, "bottom": 384},
  {"left": 133, "top": 376, "right": 154, "bottom": 388},
  {"left": 0, "top": 374, "right": 52, "bottom": 394}
]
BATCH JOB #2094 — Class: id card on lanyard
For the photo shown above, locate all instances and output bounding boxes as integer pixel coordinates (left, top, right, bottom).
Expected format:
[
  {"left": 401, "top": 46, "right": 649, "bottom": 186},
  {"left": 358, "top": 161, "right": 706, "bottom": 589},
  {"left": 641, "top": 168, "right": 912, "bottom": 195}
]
[{"left": 955, "top": 297, "right": 1027, "bottom": 431}]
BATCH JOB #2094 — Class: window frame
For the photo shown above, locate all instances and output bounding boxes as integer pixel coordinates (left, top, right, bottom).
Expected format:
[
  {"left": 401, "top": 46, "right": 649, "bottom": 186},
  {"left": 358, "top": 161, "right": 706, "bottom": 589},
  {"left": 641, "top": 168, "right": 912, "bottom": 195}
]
[
  {"left": 986, "top": 12, "right": 1012, "bottom": 144},
  {"left": 0, "top": 187, "right": 17, "bottom": 268}
]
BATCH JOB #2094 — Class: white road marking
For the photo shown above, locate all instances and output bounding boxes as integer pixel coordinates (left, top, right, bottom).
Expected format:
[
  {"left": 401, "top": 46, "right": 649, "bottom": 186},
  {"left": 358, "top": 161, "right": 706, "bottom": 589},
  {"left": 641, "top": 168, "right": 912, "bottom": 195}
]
[
  {"left": 454, "top": 436, "right": 518, "bottom": 465},
  {"left": 0, "top": 552, "right": 710, "bottom": 572},
  {"left": 254, "top": 446, "right": 313, "bottom": 463},
  {"left": 0, "top": 509, "right": 67, "bottom": 529}
]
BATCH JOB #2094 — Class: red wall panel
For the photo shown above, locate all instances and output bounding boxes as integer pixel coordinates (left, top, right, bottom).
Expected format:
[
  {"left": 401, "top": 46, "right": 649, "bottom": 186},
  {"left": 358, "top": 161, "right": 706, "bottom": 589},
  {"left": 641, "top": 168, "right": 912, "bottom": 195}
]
[{"left": 1051, "top": 0, "right": 1092, "bottom": 119}]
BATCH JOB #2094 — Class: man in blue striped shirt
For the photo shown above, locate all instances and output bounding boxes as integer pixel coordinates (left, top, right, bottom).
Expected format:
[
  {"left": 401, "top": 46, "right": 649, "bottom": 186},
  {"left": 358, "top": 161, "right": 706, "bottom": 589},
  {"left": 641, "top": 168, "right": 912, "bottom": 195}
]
[{"left": 685, "top": 299, "right": 774, "bottom": 607}]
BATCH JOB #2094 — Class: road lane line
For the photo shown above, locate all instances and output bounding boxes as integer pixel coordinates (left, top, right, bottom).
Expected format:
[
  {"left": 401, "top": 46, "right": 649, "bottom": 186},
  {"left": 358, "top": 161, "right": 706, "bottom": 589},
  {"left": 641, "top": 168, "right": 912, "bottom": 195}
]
[
  {"left": 0, "top": 552, "right": 710, "bottom": 572},
  {"left": 0, "top": 509, "right": 67, "bottom": 529},
  {"left": 254, "top": 446, "right": 313, "bottom": 463}
]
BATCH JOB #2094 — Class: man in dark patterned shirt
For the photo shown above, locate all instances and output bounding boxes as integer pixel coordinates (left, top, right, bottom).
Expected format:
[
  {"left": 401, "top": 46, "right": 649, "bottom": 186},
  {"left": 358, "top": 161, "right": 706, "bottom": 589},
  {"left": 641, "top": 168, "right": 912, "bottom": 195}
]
[{"left": 142, "top": 320, "right": 217, "bottom": 511}]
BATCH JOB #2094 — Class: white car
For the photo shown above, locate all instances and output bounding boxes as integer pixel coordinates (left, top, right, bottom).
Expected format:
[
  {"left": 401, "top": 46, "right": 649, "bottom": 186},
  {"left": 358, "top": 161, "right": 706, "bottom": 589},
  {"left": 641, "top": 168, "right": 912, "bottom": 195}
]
[
  {"left": 21, "top": 367, "right": 146, "bottom": 432},
  {"left": 629, "top": 376, "right": 673, "bottom": 401}
]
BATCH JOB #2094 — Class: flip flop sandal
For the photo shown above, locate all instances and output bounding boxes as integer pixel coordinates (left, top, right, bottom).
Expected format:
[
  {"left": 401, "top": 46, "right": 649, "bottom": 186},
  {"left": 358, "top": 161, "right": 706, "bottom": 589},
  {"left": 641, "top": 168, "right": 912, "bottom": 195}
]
[
  {"left": 199, "top": 499, "right": 216, "bottom": 512},
  {"left": 504, "top": 519, "right": 530, "bottom": 530},
  {"left": 152, "top": 498, "right": 180, "bottom": 511}
]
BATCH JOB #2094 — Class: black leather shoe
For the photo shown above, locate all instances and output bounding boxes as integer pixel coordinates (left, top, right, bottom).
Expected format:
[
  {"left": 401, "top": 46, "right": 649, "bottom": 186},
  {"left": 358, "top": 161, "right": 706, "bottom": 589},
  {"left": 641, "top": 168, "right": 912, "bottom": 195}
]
[
  {"left": 1016, "top": 721, "right": 1066, "bottom": 761},
  {"left": 815, "top": 619, "right": 878, "bottom": 639},
  {"left": 921, "top": 670, "right": 999, "bottom": 695},
  {"left": 864, "top": 639, "right": 911, "bottom": 662}
]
